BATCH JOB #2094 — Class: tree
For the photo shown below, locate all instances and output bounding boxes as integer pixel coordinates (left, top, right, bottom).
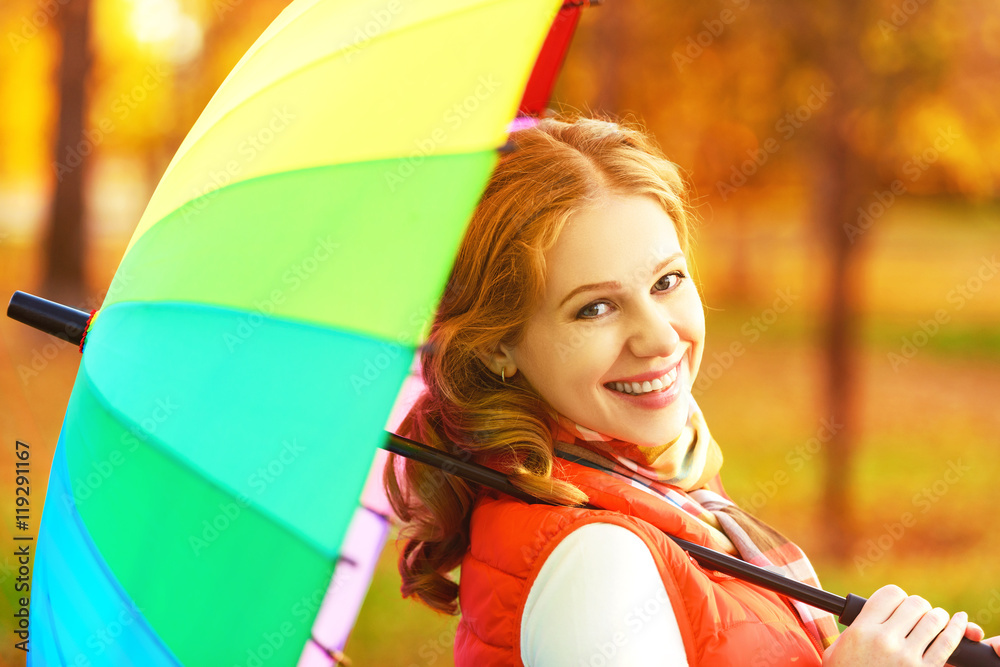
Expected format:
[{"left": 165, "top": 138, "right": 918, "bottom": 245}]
[
  {"left": 560, "top": 0, "right": 998, "bottom": 561},
  {"left": 42, "top": 0, "right": 92, "bottom": 304}
]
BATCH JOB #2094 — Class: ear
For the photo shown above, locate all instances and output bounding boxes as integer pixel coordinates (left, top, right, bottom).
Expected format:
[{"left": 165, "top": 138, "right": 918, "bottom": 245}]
[{"left": 475, "top": 342, "right": 518, "bottom": 379}]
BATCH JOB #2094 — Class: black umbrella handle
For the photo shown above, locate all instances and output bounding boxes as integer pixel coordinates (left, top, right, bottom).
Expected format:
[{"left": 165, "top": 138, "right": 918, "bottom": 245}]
[
  {"left": 838, "top": 593, "right": 869, "bottom": 625},
  {"left": 7, "top": 290, "right": 90, "bottom": 346},
  {"left": 840, "top": 594, "right": 1000, "bottom": 666}
]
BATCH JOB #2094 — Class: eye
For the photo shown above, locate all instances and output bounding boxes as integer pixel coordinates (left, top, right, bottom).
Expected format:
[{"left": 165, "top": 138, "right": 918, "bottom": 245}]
[
  {"left": 577, "top": 301, "right": 611, "bottom": 319},
  {"left": 653, "top": 271, "right": 686, "bottom": 292}
]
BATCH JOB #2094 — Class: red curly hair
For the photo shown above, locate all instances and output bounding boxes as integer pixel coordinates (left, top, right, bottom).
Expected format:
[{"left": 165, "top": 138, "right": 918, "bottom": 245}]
[{"left": 384, "top": 115, "right": 695, "bottom": 614}]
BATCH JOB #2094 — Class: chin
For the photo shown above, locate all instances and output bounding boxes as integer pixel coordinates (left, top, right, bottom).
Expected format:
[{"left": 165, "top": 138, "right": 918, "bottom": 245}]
[{"left": 641, "top": 413, "right": 690, "bottom": 447}]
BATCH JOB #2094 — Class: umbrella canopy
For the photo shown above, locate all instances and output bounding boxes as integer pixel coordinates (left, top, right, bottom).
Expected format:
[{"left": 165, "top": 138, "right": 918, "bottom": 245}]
[{"left": 29, "top": 1, "right": 564, "bottom": 664}]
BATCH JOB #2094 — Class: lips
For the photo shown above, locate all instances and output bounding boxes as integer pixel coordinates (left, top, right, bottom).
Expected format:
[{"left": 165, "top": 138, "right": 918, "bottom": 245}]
[{"left": 605, "top": 359, "right": 682, "bottom": 396}]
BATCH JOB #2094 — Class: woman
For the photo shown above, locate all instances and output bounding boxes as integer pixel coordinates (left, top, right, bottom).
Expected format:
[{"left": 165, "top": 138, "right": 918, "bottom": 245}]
[{"left": 385, "top": 115, "right": 998, "bottom": 665}]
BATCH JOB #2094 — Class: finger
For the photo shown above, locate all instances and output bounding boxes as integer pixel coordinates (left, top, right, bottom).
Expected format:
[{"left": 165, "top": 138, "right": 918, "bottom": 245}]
[
  {"left": 883, "top": 595, "right": 933, "bottom": 635},
  {"left": 964, "top": 621, "right": 985, "bottom": 642},
  {"left": 856, "top": 584, "right": 909, "bottom": 625},
  {"left": 984, "top": 635, "right": 1000, "bottom": 657},
  {"left": 904, "top": 607, "right": 950, "bottom": 651},
  {"left": 923, "top": 611, "right": 967, "bottom": 666}
]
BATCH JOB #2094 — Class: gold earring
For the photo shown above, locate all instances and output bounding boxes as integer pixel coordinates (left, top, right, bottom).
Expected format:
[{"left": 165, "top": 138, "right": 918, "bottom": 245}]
[{"left": 501, "top": 367, "right": 506, "bottom": 383}]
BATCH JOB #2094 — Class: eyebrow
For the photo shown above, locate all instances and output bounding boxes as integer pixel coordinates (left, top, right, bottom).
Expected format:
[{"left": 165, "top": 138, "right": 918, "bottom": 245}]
[{"left": 558, "top": 252, "right": 686, "bottom": 308}]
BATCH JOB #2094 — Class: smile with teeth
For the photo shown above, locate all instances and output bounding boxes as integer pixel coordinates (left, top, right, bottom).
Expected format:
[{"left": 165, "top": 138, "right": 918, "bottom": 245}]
[{"left": 607, "top": 366, "right": 679, "bottom": 395}]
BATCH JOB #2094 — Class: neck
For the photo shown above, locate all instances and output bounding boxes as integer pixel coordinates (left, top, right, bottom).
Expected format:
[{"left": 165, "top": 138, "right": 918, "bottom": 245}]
[{"left": 547, "top": 398, "right": 724, "bottom": 492}]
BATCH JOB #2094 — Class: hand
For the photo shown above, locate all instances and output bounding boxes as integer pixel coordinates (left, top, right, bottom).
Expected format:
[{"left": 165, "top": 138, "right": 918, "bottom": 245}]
[{"left": 823, "top": 585, "right": 971, "bottom": 666}]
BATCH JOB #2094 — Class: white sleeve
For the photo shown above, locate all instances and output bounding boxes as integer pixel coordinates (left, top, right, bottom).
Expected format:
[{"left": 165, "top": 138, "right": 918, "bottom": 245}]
[{"left": 520, "top": 522, "right": 689, "bottom": 667}]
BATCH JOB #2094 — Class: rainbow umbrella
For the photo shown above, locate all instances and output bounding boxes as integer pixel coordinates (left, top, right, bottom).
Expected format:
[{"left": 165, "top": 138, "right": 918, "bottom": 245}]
[{"left": 25, "top": 0, "right": 578, "bottom": 664}]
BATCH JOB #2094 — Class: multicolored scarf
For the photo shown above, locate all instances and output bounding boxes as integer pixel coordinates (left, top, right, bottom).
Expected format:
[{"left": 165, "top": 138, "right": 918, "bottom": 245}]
[{"left": 549, "top": 397, "right": 841, "bottom": 650}]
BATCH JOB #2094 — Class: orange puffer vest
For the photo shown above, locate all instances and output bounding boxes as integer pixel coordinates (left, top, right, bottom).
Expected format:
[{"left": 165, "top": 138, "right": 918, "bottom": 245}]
[{"left": 454, "top": 458, "right": 825, "bottom": 666}]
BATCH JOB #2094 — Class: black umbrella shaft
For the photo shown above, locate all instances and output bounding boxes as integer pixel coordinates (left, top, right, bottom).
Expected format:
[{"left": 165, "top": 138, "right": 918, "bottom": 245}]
[
  {"left": 667, "top": 533, "right": 845, "bottom": 613},
  {"left": 384, "top": 431, "right": 845, "bottom": 611},
  {"left": 384, "top": 433, "right": 544, "bottom": 505},
  {"left": 381, "top": 431, "right": 1000, "bottom": 667}
]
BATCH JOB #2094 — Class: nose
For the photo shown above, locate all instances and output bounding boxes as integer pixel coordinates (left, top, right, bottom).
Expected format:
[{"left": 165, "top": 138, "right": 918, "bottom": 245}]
[{"left": 626, "top": 297, "right": 680, "bottom": 359}]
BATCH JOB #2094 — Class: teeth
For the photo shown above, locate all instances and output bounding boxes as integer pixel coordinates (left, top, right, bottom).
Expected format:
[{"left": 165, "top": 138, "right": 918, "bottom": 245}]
[{"left": 609, "top": 367, "right": 679, "bottom": 396}]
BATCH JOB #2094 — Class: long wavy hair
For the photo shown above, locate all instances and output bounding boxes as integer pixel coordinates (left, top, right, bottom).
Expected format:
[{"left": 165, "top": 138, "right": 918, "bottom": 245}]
[{"left": 383, "top": 115, "right": 696, "bottom": 614}]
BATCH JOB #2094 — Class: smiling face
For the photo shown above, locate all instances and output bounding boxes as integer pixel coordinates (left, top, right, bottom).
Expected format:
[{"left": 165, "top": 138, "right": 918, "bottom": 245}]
[{"left": 505, "top": 194, "right": 705, "bottom": 447}]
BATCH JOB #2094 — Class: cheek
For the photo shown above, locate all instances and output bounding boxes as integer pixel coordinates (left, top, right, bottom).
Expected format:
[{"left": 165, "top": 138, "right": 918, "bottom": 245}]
[
  {"left": 688, "top": 305, "right": 706, "bottom": 345},
  {"left": 514, "top": 323, "right": 573, "bottom": 388},
  {"left": 679, "top": 291, "right": 706, "bottom": 373},
  {"left": 685, "top": 284, "right": 706, "bottom": 333},
  {"left": 520, "top": 326, "right": 615, "bottom": 391},
  {"left": 563, "top": 327, "right": 622, "bottom": 378}
]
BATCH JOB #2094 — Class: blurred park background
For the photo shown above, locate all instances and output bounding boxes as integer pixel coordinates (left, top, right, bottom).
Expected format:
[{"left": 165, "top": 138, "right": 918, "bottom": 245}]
[{"left": 1, "top": 0, "right": 999, "bottom": 664}]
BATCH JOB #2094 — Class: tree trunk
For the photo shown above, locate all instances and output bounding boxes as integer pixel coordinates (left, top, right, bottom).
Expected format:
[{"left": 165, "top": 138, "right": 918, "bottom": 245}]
[
  {"left": 42, "top": 0, "right": 93, "bottom": 306},
  {"left": 814, "top": 96, "right": 871, "bottom": 562}
]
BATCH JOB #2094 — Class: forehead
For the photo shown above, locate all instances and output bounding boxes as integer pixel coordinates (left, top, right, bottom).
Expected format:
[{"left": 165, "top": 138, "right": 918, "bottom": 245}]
[{"left": 543, "top": 194, "right": 683, "bottom": 295}]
